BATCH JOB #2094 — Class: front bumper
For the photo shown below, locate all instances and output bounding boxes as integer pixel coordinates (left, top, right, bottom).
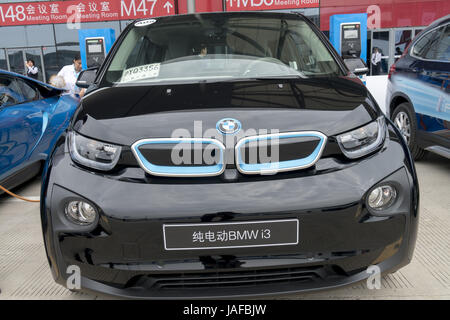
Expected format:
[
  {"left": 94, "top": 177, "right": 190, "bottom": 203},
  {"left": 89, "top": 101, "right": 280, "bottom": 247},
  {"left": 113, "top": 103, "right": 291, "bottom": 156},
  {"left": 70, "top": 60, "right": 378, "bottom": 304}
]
[{"left": 40, "top": 130, "right": 419, "bottom": 299}]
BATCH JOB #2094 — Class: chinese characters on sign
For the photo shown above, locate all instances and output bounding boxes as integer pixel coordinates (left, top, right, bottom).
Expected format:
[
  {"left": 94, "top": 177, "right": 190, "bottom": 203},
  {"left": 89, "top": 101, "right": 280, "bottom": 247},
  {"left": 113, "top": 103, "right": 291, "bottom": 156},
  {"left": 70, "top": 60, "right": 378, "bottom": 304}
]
[
  {"left": 0, "top": 0, "right": 175, "bottom": 26},
  {"left": 192, "top": 229, "right": 271, "bottom": 243},
  {"left": 164, "top": 220, "right": 298, "bottom": 250}
]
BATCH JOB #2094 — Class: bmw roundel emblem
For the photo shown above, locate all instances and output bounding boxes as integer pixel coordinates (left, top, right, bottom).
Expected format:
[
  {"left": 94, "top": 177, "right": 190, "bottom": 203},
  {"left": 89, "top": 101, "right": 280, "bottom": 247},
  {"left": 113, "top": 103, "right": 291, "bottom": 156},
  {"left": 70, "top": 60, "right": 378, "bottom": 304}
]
[{"left": 216, "top": 118, "right": 241, "bottom": 135}]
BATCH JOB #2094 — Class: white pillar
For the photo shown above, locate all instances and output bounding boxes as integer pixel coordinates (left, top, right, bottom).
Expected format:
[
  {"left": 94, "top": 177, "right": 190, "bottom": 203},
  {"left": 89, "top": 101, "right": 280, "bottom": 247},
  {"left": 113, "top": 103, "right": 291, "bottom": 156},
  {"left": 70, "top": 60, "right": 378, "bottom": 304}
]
[{"left": 187, "top": 0, "right": 196, "bottom": 13}]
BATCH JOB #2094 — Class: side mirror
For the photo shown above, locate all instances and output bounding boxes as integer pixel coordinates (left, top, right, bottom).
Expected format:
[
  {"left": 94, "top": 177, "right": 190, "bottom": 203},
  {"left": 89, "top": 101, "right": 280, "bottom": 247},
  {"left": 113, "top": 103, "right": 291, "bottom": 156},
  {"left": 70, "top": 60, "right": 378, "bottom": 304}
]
[
  {"left": 344, "top": 58, "right": 369, "bottom": 76},
  {"left": 76, "top": 67, "right": 98, "bottom": 88}
]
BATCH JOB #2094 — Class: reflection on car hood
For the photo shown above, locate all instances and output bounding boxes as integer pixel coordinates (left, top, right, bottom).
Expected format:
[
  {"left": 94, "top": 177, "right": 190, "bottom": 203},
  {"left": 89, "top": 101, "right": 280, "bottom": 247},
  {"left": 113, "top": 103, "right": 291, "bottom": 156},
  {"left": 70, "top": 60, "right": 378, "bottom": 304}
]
[{"left": 74, "top": 77, "right": 380, "bottom": 145}]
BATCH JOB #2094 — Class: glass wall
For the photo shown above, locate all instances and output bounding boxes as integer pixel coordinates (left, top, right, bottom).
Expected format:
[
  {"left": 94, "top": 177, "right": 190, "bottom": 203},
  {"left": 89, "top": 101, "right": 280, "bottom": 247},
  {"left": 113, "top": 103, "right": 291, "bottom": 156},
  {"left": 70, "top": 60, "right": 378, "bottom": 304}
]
[
  {"left": 0, "top": 49, "right": 7, "bottom": 71},
  {"left": 369, "top": 26, "right": 425, "bottom": 76},
  {"left": 0, "top": 26, "right": 28, "bottom": 48},
  {"left": 372, "top": 31, "right": 390, "bottom": 75},
  {"left": 6, "top": 49, "right": 25, "bottom": 76},
  {"left": 56, "top": 45, "right": 81, "bottom": 69},
  {"left": 24, "top": 48, "right": 45, "bottom": 82},
  {"left": 0, "top": 16, "right": 429, "bottom": 82},
  {"left": 0, "top": 20, "right": 125, "bottom": 84},
  {"left": 394, "top": 29, "right": 413, "bottom": 61},
  {"left": 4, "top": 47, "right": 45, "bottom": 81},
  {"left": 0, "top": 25, "right": 53, "bottom": 47},
  {"left": 43, "top": 46, "right": 58, "bottom": 81}
]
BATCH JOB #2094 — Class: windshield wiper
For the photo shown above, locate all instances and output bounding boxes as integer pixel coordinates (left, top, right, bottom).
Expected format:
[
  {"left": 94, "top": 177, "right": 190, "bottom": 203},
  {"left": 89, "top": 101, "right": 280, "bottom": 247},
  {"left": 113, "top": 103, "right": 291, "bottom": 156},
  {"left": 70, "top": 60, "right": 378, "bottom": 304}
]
[
  {"left": 198, "top": 75, "right": 307, "bottom": 84},
  {"left": 251, "top": 74, "right": 306, "bottom": 81}
]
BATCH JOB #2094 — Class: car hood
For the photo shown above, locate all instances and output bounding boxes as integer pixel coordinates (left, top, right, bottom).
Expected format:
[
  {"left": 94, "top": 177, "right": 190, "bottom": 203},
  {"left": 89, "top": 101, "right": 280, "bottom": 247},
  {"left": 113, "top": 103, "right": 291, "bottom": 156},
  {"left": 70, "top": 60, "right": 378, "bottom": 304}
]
[{"left": 73, "top": 77, "right": 380, "bottom": 146}]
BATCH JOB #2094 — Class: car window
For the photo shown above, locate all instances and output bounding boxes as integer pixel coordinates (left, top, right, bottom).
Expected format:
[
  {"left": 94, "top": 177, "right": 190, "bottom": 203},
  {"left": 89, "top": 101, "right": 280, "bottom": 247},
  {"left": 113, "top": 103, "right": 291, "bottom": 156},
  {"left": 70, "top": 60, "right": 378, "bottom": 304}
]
[
  {"left": 104, "top": 16, "right": 344, "bottom": 85},
  {"left": 16, "top": 78, "right": 38, "bottom": 102},
  {"left": 426, "top": 24, "right": 450, "bottom": 61},
  {"left": 413, "top": 28, "right": 440, "bottom": 58},
  {"left": 413, "top": 26, "right": 447, "bottom": 60},
  {"left": 0, "top": 76, "right": 25, "bottom": 107}
]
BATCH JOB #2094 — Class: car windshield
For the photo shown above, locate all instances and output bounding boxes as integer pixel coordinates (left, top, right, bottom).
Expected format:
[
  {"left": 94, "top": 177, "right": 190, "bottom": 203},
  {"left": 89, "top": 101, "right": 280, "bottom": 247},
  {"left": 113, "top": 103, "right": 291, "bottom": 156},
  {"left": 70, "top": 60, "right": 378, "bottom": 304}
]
[{"left": 104, "top": 14, "right": 343, "bottom": 85}]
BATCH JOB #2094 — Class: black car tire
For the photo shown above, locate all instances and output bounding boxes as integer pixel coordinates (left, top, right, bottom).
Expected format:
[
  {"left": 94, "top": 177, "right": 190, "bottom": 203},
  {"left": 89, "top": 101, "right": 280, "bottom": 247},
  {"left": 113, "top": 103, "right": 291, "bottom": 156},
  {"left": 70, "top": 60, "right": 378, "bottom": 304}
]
[{"left": 391, "top": 102, "right": 426, "bottom": 160}]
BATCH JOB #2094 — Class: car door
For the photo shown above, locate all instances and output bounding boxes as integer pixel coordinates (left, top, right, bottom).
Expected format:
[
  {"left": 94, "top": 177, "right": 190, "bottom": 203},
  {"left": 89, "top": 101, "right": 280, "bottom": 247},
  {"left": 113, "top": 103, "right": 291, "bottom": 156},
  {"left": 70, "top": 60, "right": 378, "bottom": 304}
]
[
  {"left": 0, "top": 75, "right": 45, "bottom": 176},
  {"left": 431, "top": 25, "right": 450, "bottom": 143},
  {"left": 408, "top": 25, "right": 447, "bottom": 119},
  {"left": 409, "top": 24, "right": 450, "bottom": 145}
]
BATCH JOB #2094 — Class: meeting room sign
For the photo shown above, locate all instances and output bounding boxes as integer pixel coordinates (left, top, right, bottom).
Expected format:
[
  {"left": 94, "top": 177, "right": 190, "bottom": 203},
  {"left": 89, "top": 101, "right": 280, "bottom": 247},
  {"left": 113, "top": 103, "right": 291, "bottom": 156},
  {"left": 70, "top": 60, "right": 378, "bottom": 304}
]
[
  {"left": 0, "top": 0, "right": 176, "bottom": 26},
  {"left": 226, "top": 0, "right": 320, "bottom": 11}
]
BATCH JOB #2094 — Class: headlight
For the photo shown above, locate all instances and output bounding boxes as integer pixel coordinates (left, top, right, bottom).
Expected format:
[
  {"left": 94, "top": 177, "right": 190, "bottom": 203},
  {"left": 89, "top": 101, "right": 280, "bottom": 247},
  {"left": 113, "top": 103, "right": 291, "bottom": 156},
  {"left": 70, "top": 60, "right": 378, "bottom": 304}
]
[
  {"left": 367, "top": 185, "right": 397, "bottom": 211},
  {"left": 65, "top": 200, "right": 97, "bottom": 225},
  {"left": 68, "top": 131, "right": 122, "bottom": 171},
  {"left": 336, "top": 117, "right": 386, "bottom": 159}
]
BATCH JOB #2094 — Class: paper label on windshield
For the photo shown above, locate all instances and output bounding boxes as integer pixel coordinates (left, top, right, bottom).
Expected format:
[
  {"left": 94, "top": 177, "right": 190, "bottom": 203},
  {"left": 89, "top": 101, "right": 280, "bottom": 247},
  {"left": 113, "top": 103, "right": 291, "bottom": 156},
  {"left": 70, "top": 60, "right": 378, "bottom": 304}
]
[
  {"left": 121, "top": 63, "right": 160, "bottom": 83},
  {"left": 135, "top": 19, "right": 157, "bottom": 27}
]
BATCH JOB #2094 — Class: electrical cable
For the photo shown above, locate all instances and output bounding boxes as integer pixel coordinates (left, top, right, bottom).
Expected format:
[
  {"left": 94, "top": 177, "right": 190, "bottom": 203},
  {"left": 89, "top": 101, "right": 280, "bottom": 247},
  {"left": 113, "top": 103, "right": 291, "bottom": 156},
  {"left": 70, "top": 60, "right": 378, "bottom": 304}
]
[{"left": 0, "top": 184, "right": 40, "bottom": 203}]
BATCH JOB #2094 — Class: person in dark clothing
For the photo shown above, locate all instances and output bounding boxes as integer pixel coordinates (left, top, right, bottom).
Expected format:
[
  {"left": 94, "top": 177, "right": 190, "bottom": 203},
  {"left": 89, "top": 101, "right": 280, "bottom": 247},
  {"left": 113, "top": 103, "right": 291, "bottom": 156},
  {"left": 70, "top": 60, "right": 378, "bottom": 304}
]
[
  {"left": 25, "top": 59, "right": 39, "bottom": 79},
  {"left": 371, "top": 47, "right": 381, "bottom": 75}
]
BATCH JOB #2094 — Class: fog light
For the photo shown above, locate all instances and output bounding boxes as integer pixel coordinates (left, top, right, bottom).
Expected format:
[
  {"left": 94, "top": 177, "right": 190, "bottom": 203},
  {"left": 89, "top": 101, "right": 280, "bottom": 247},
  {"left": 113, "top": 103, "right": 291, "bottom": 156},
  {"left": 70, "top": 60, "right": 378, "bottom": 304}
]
[
  {"left": 65, "top": 201, "right": 97, "bottom": 225},
  {"left": 368, "top": 185, "right": 397, "bottom": 210}
]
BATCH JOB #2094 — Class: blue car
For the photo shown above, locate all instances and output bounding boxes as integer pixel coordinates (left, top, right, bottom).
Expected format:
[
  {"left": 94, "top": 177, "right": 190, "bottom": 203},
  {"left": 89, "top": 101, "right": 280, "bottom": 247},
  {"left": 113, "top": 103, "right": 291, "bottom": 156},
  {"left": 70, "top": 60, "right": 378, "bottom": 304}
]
[
  {"left": 387, "top": 15, "right": 449, "bottom": 160},
  {"left": 0, "top": 70, "right": 79, "bottom": 193}
]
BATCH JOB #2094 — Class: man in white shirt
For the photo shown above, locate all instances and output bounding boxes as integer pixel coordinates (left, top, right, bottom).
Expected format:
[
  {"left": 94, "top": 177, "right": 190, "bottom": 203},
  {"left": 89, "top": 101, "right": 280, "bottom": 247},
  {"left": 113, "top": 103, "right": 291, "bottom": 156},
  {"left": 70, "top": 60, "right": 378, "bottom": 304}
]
[
  {"left": 371, "top": 48, "right": 382, "bottom": 75},
  {"left": 57, "top": 54, "right": 85, "bottom": 96}
]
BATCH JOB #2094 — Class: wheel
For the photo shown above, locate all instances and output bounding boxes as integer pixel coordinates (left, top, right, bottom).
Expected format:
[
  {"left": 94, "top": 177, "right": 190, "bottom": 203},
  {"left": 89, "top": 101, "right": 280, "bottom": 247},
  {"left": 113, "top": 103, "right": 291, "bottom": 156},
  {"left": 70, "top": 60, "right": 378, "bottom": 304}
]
[{"left": 391, "top": 102, "right": 426, "bottom": 160}]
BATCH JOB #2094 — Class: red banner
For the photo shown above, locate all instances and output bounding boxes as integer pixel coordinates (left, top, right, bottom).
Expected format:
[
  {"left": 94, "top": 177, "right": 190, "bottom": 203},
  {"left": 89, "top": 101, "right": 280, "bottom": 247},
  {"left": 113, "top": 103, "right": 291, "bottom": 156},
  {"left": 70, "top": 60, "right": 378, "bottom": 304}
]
[
  {"left": 320, "top": 0, "right": 450, "bottom": 30},
  {"left": 226, "top": 0, "right": 320, "bottom": 11},
  {"left": 0, "top": 0, "right": 175, "bottom": 26}
]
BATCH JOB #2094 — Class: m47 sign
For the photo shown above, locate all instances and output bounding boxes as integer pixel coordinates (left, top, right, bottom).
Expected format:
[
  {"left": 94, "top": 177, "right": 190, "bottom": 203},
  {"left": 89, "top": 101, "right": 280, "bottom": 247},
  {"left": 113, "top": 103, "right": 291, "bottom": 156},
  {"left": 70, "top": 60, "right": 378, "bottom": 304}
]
[
  {"left": 0, "top": 0, "right": 175, "bottom": 26},
  {"left": 121, "top": 0, "right": 174, "bottom": 17},
  {"left": 226, "top": 0, "right": 320, "bottom": 11}
]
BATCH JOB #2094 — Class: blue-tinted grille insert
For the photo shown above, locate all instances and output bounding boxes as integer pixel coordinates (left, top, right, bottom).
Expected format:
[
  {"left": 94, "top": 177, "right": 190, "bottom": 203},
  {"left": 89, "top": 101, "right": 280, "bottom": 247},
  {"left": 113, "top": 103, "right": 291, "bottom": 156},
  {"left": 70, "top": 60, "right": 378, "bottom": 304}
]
[
  {"left": 235, "top": 132, "right": 327, "bottom": 175},
  {"left": 132, "top": 138, "right": 225, "bottom": 177}
]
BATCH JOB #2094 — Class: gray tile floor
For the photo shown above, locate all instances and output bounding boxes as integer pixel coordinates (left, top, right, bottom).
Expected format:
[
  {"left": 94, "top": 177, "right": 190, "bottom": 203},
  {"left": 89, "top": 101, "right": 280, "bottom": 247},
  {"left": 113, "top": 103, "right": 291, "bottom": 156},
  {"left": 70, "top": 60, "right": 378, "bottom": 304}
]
[{"left": 0, "top": 153, "right": 449, "bottom": 300}]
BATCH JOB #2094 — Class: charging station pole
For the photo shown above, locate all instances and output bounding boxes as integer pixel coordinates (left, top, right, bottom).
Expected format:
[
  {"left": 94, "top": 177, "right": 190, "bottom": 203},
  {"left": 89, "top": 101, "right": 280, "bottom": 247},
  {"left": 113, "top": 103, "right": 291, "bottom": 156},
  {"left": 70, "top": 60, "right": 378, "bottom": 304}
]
[
  {"left": 78, "top": 29, "right": 116, "bottom": 70},
  {"left": 330, "top": 14, "right": 368, "bottom": 84},
  {"left": 330, "top": 13, "right": 368, "bottom": 63}
]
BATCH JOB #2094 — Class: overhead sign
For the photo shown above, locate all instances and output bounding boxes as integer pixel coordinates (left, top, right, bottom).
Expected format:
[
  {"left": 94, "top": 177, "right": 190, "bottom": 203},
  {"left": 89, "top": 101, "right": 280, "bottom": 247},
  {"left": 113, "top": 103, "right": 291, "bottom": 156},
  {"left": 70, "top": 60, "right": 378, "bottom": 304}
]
[
  {"left": 226, "top": 0, "right": 320, "bottom": 11},
  {"left": 0, "top": 0, "right": 175, "bottom": 26}
]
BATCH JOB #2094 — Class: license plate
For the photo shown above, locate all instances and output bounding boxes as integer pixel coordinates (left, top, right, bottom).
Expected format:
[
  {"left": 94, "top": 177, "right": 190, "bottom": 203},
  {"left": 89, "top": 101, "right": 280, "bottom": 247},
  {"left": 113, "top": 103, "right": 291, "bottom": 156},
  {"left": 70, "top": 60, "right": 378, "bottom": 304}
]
[{"left": 163, "top": 219, "right": 299, "bottom": 250}]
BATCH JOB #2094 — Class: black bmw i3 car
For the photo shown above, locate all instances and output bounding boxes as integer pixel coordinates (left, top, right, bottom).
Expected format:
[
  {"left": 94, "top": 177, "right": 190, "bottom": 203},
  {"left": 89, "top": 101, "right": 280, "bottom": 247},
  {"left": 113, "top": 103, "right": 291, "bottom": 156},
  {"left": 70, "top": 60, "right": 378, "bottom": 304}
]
[{"left": 41, "top": 12, "right": 419, "bottom": 299}]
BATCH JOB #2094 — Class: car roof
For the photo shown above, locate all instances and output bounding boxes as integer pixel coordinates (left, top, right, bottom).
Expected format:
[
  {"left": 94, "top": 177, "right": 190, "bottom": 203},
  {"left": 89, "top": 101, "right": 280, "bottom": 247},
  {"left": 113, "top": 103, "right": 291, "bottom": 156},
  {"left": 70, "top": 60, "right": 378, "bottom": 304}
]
[
  {"left": 412, "top": 14, "right": 450, "bottom": 44},
  {"left": 0, "top": 69, "right": 63, "bottom": 92},
  {"left": 132, "top": 10, "right": 306, "bottom": 25},
  {"left": 427, "top": 14, "right": 450, "bottom": 29}
]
